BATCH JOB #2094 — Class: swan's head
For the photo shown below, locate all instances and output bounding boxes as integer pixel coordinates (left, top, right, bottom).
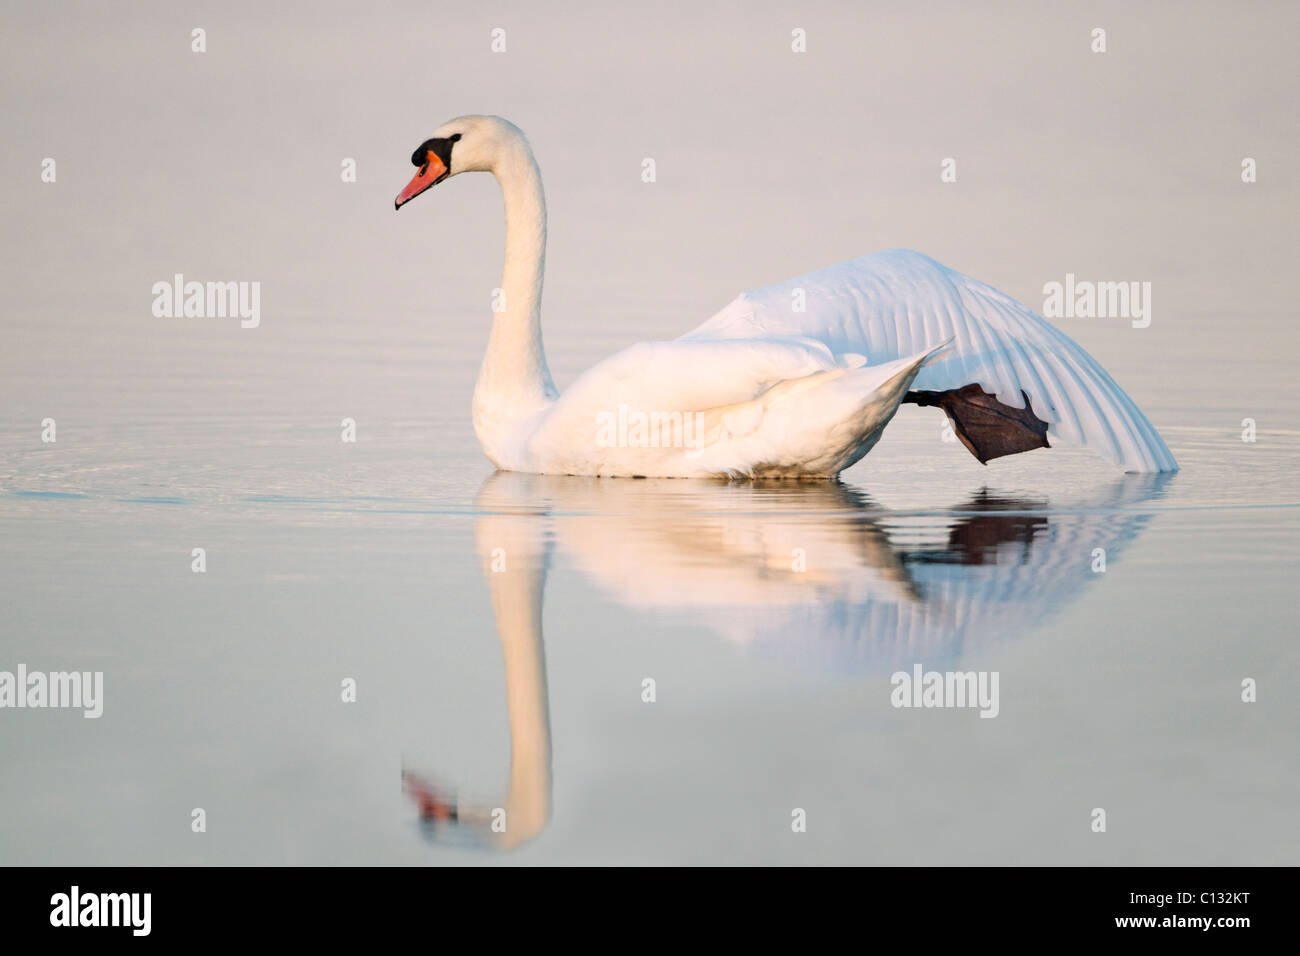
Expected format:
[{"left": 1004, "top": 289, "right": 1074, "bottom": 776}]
[{"left": 394, "top": 114, "right": 523, "bottom": 210}]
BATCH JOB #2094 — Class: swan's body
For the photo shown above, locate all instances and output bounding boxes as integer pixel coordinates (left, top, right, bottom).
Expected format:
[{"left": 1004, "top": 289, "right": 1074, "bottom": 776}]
[{"left": 396, "top": 116, "right": 1177, "bottom": 477}]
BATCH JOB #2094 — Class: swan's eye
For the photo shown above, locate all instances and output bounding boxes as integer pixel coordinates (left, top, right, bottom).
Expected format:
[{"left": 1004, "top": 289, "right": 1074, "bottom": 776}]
[{"left": 408, "top": 135, "right": 460, "bottom": 171}]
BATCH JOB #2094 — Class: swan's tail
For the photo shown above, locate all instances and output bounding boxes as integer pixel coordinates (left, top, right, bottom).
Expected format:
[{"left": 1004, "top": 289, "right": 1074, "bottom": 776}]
[{"left": 688, "top": 344, "right": 946, "bottom": 476}]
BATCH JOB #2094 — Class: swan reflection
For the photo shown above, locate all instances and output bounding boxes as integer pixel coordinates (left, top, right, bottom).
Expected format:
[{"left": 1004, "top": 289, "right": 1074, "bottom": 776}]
[{"left": 407, "top": 472, "right": 1171, "bottom": 849}]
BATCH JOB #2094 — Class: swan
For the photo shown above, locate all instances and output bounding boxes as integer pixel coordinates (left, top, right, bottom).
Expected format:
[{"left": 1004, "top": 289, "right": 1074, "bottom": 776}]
[{"left": 395, "top": 115, "right": 1178, "bottom": 477}]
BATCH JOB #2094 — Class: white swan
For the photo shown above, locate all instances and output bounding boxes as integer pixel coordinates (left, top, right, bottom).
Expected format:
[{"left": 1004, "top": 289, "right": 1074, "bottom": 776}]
[{"left": 395, "top": 115, "right": 1177, "bottom": 477}]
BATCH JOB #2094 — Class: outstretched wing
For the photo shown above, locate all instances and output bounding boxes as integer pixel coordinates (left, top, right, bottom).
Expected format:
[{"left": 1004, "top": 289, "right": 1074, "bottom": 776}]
[{"left": 683, "top": 249, "right": 1177, "bottom": 473}]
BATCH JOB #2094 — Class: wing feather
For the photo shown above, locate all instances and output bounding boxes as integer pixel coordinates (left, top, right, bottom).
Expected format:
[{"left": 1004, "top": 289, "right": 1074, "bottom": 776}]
[{"left": 683, "top": 249, "right": 1177, "bottom": 472}]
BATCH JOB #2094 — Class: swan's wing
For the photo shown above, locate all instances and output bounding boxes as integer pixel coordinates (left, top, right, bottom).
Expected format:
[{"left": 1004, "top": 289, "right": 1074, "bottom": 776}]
[
  {"left": 553, "top": 335, "right": 847, "bottom": 416},
  {"left": 533, "top": 335, "right": 941, "bottom": 478},
  {"left": 529, "top": 336, "right": 852, "bottom": 473},
  {"left": 683, "top": 249, "right": 1177, "bottom": 473},
  {"left": 535, "top": 335, "right": 933, "bottom": 477}
]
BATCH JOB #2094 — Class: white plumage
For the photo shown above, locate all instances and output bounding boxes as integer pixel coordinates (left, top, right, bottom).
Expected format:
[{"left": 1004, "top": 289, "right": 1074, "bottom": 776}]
[
  {"left": 396, "top": 116, "right": 1177, "bottom": 478},
  {"left": 686, "top": 249, "right": 1177, "bottom": 473}
]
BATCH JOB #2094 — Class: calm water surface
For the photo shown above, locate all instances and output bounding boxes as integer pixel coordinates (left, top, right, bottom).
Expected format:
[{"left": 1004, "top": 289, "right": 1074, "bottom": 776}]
[{"left": 1, "top": 312, "right": 1296, "bottom": 865}]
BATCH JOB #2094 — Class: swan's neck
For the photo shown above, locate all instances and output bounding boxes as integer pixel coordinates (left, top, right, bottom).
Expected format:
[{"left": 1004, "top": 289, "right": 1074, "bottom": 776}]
[{"left": 473, "top": 140, "right": 556, "bottom": 466}]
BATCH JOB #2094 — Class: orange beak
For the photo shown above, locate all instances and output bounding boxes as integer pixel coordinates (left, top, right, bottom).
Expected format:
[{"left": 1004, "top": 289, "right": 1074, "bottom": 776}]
[{"left": 394, "top": 151, "right": 448, "bottom": 210}]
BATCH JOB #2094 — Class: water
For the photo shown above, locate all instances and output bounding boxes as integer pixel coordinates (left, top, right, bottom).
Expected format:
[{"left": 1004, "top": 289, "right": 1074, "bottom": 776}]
[
  {"left": 2, "top": 0, "right": 1297, "bottom": 866},
  {"left": 1, "top": 305, "right": 1296, "bottom": 865}
]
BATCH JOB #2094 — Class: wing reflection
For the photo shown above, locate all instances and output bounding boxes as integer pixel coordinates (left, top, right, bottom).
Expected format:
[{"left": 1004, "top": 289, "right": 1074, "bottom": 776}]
[{"left": 407, "top": 473, "right": 1171, "bottom": 849}]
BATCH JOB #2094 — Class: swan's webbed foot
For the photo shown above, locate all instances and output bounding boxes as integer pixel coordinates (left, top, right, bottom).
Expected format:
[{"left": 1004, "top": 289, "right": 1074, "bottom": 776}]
[{"left": 906, "top": 385, "right": 1050, "bottom": 464}]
